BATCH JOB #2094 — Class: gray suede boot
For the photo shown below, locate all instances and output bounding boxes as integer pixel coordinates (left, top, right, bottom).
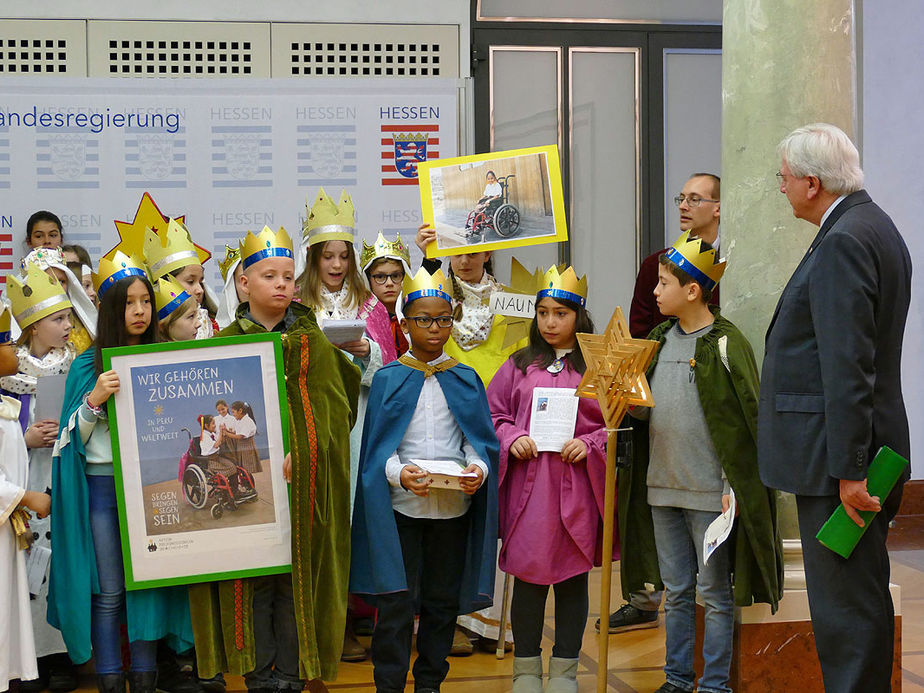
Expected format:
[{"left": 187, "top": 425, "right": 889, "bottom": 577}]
[
  {"left": 545, "top": 657, "right": 578, "bottom": 693},
  {"left": 512, "top": 655, "right": 543, "bottom": 693}
]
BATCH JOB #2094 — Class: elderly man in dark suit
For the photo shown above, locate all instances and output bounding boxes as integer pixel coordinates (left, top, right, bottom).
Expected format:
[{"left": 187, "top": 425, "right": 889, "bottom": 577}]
[{"left": 758, "top": 123, "right": 912, "bottom": 692}]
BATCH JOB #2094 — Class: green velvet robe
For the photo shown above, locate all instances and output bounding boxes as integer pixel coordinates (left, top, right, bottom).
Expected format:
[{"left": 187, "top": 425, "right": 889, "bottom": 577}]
[
  {"left": 189, "top": 301, "right": 360, "bottom": 681},
  {"left": 618, "top": 309, "right": 783, "bottom": 611}
]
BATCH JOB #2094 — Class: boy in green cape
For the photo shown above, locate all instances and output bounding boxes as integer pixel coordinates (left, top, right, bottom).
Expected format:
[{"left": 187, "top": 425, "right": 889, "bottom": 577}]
[{"left": 189, "top": 226, "right": 360, "bottom": 690}]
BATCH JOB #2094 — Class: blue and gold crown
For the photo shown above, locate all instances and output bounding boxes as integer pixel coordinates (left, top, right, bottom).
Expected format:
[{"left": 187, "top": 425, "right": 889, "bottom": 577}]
[
  {"left": 153, "top": 276, "right": 193, "bottom": 322},
  {"left": 93, "top": 251, "right": 148, "bottom": 299},
  {"left": 537, "top": 265, "right": 589, "bottom": 307},
  {"left": 0, "top": 306, "right": 11, "bottom": 344},
  {"left": 7, "top": 262, "right": 73, "bottom": 329},
  {"left": 218, "top": 244, "right": 242, "bottom": 281},
  {"left": 360, "top": 231, "right": 411, "bottom": 271},
  {"left": 402, "top": 267, "right": 452, "bottom": 306},
  {"left": 241, "top": 226, "right": 294, "bottom": 270},
  {"left": 663, "top": 231, "right": 726, "bottom": 291},
  {"left": 303, "top": 187, "right": 355, "bottom": 247}
]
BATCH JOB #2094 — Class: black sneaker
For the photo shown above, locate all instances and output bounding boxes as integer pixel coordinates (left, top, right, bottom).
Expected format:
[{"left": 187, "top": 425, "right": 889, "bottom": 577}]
[
  {"left": 593, "top": 603, "right": 659, "bottom": 633},
  {"left": 654, "top": 683, "right": 690, "bottom": 693}
]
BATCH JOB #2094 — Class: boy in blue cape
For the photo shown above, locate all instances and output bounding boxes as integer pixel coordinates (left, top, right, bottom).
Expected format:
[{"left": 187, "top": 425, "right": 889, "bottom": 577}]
[{"left": 350, "top": 267, "right": 499, "bottom": 693}]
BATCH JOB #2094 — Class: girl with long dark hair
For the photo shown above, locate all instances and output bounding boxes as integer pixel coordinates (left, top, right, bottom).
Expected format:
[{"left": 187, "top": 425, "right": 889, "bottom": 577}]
[
  {"left": 48, "top": 256, "right": 193, "bottom": 693},
  {"left": 486, "top": 267, "right": 611, "bottom": 693}
]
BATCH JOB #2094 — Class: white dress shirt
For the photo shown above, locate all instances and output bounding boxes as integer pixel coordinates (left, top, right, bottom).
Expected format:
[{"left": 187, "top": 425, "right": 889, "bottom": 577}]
[{"left": 385, "top": 352, "right": 489, "bottom": 519}]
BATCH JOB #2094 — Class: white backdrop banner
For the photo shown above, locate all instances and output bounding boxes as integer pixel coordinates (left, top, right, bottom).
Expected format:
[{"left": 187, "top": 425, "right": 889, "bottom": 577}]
[{"left": 0, "top": 77, "right": 459, "bottom": 288}]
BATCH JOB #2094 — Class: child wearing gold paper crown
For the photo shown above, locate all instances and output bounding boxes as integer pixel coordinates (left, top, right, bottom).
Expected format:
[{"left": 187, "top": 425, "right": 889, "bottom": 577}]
[
  {"left": 188, "top": 226, "right": 360, "bottom": 691},
  {"left": 0, "top": 263, "right": 80, "bottom": 691},
  {"left": 48, "top": 253, "right": 194, "bottom": 693},
  {"left": 350, "top": 266, "right": 498, "bottom": 693},
  {"left": 0, "top": 306, "right": 50, "bottom": 691},
  {"left": 621, "top": 233, "right": 781, "bottom": 693},
  {"left": 487, "top": 266, "right": 613, "bottom": 693},
  {"left": 361, "top": 232, "right": 412, "bottom": 356},
  {"left": 143, "top": 216, "right": 218, "bottom": 339}
]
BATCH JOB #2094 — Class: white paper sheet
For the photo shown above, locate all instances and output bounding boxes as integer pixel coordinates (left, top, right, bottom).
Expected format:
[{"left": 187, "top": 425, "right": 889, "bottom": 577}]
[
  {"left": 34, "top": 373, "right": 67, "bottom": 422},
  {"left": 703, "top": 488, "right": 736, "bottom": 566},
  {"left": 321, "top": 319, "right": 367, "bottom": 345},
  {"left": 409, "top": 459, "right": 478, "bottom": 491},
  {"left": 26, "top": 543, "right": 51, "bottom": 595},
  {"left": 528, "top": 387, "right": 579, "bottom": 452}
]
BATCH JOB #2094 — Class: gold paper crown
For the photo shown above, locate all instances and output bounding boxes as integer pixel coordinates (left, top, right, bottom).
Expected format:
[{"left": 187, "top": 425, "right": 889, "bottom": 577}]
[
  {"left": 0, "top": 306, "right": 11, "bottom": 343},
  {"left": 107, "top": 193, "right": 209, "bottom": 266},
  {"left": 218, "top": 244, "right": 242, "bottom": 281},
  {"left": 663, "top": 231, "right": 726, "bottom": 290},
  {"left": 537, "top": 265, "right": 589, "bottom": 307},
  {"left": 144, "top": 218, "right": 203, "bottom": 280},
  {"left": 402, "top": 267, "right": 452, "bottom": 306},
  {"left": 241, "top": 226, "right": 294, "bottom": 270},
  {"left": 93, "top": 251, "right": 148, "bottom": 299},
  {"left": 360, "top": 231, "right": 411, "bottom": 271},
  {"left": 7, "top": 262, "right": 73, "bottom": 329},
  {"left": 153, "top": 276, "right": 194, "bottom": 322},
  {"left": 303, "top": 187, "right": 355, "bottom": 246}
]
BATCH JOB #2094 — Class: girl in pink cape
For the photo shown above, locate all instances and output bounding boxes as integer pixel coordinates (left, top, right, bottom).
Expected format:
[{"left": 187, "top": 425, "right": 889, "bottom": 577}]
[{"left": 486, "top": 267, "right": 612, "bottom": 693}]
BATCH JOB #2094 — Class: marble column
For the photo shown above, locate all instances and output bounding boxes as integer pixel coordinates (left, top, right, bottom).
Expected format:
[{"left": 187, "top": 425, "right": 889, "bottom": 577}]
[
  {"left": 720, "top": 1, "right": 856, "bottom": 541},
  {"left": 717, "top": 4, "right": 901, "bottom": 689}
]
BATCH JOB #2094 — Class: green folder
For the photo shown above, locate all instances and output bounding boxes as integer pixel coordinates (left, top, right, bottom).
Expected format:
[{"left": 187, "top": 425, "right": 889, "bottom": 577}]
[{"left": 815, "top": 445, "right": 910, "bottom": 559}]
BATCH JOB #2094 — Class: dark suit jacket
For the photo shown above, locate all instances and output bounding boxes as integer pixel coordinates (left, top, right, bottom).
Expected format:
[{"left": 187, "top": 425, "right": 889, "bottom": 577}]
[{"left": 757, "top": 190, "right": 912, "bottom": 496}]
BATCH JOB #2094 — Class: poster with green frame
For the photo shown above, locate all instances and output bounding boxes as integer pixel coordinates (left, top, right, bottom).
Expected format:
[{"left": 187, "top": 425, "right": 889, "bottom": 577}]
[{"left": 103, "top": 333, "right": 291, "bottom": 590}]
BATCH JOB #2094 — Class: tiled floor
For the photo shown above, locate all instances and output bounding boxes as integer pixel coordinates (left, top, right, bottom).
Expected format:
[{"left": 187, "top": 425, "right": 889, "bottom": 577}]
[{"left": 56, "top": 539, "right": 924, "bottom": 692}]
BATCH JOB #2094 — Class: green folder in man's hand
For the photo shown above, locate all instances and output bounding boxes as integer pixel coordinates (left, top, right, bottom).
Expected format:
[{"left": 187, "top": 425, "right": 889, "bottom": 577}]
[{"left": 815, "top": 446, "right": 910, "bottom": 559}]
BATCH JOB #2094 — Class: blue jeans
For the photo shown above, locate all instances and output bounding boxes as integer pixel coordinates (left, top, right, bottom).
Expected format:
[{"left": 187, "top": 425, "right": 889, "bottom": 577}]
[
  {"left": 87, "top": 475, "right": 157, "bottom": 674},
  {"left": 651, "top": 505, "right": 733, "bottom": 693}
]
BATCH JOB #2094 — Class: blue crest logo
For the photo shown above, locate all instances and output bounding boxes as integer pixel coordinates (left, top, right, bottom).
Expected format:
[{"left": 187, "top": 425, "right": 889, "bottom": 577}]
[{"left": 392, "top": 132, "right": 429, "bottom": 179}]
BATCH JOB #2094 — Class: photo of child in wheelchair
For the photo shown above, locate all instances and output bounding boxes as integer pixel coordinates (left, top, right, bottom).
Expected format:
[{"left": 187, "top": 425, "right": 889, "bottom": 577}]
[
  {"left": 179, "top": 414, "right": 258, "bottom": 520},
  {"left": 464, "top": 170, "right": 521, "bottom": 242}
]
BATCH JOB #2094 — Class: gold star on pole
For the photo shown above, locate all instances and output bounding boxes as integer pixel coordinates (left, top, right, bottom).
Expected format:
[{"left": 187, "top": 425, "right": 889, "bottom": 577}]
[
  {"left": 576, "top": 306, "right": 658, "bottom": 428},
  {"left": 106, "top": 192, "right": 210, "bottom": 264}
]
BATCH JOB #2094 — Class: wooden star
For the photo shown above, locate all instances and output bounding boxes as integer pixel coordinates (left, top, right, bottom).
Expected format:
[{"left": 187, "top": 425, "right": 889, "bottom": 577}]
[{"left": 576, "top": 306, "right": 658, "bottom": 428}]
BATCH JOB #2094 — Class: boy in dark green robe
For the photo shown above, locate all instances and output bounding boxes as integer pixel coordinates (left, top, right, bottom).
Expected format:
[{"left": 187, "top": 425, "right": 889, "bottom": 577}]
[{"left": 189, "top": 227, "right": 360, "bottom": 689}]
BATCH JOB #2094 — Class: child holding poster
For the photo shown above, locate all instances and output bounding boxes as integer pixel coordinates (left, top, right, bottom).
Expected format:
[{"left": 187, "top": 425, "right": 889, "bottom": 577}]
[
  {"left": 188, "top": 226, "right": 360, "bottom": 691},
  {"left": 487, "top": 266, "right": 611, "bottom": 693},
  {"left": 350, "top": 266, "right": 498, "bottom": 693},
  {"left": 48, "top": 252, "right": 194, "bottom": 693}
]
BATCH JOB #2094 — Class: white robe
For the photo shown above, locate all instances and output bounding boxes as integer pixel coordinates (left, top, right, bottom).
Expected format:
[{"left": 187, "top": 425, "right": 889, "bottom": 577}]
[{"left": 0, "top": 395, "right": 38, "bottom": 687}]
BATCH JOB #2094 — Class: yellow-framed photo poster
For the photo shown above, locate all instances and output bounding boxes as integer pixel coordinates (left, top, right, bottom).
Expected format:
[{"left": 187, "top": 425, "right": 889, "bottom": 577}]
[{"left": 417, "top": 144, "right": 568, "bottom": 257}]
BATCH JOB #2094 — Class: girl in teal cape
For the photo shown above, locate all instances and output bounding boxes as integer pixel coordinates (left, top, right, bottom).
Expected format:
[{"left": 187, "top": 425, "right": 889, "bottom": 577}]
[{"left": 48, "top": 274, "right": 193, "bottom": 693}]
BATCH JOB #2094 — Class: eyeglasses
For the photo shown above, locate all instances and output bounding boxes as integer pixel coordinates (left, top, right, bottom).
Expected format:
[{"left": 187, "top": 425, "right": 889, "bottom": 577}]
[
  {"left": 406, "top": 315, "right": 454, "bottom": 328},
  {"left": 370, "top": 271, "right": 405, "bottom": 285},
  {"left": 673, "top": 195, "right": 719, "bottom": 208}
]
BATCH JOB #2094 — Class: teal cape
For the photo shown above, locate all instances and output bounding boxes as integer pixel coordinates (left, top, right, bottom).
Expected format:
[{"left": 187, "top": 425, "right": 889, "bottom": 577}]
[
  {"left": 349, "top": 358, "right": 499, "bottom": 614},
  {"left": 47, "top": 350, "right": 193, "bottom": 664}
]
